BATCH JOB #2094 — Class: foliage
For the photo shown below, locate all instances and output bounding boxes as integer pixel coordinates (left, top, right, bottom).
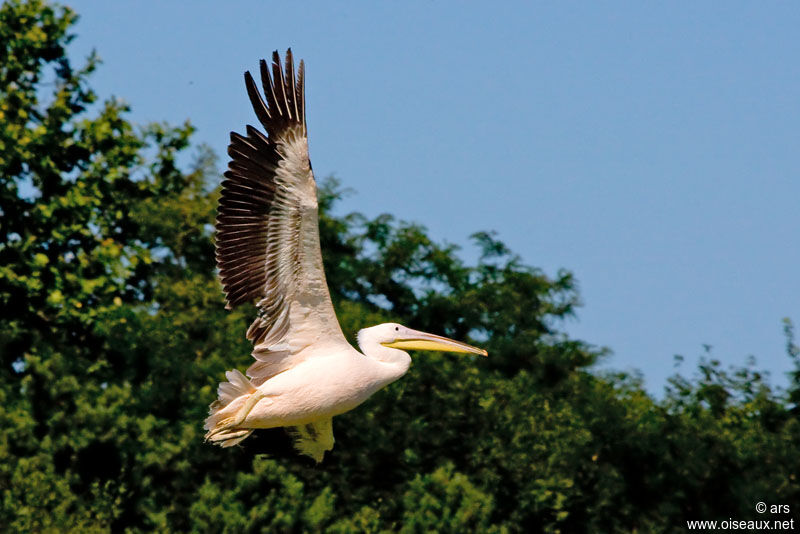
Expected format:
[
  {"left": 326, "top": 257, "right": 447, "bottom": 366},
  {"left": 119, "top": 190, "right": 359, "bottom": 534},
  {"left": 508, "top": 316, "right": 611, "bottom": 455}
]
[{"left": 2, "top": 1, "right": 799, "bottom": 532}]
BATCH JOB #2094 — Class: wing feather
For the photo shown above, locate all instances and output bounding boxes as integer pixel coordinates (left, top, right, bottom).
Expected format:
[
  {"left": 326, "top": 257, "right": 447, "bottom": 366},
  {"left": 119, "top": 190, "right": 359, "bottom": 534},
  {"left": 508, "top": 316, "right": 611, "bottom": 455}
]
[{"left": 216, "top": 49, "right": 349, "bottom": 387}]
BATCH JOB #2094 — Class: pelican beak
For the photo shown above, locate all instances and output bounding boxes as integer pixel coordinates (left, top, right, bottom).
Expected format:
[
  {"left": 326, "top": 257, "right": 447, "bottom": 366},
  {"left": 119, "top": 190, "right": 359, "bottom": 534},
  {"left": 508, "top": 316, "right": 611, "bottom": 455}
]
[{"left": 383, "top": 328, "right": 488, "bottom": 357}]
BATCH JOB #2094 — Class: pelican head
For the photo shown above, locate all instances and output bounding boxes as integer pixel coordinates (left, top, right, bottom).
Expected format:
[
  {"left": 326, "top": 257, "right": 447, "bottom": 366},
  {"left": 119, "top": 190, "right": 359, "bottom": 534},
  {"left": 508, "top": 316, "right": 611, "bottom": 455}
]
[{"left": 359, "top": 323, "right": 488, "bottom": 357}]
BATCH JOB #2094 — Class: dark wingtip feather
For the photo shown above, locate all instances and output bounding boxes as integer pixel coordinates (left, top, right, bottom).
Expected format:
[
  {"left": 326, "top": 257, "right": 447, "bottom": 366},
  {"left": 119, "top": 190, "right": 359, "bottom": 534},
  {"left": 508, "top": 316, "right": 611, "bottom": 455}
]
[
  {"left": 271, "top": 51, "right": 290, "bottom": 122},
  {"left": 216, "top": 49, "right": 308, "bottom": 311},
  {"left": 285, "top": 50, "right": 299, "bottom": 121},
  {"left": 246, "top": 49, "right": 306, "bottom": 136},
  {"left": 244, "top": 71, "right": 271, "bottom": 131}
]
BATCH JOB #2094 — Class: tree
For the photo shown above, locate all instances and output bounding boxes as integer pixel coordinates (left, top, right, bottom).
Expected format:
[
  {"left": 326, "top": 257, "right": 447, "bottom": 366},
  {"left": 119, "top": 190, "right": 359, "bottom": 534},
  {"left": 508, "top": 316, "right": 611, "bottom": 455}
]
[
  {"left": 2, "top": 2, "right": 799, "bottom": 532},
  {"left": 0, "top": 0, "right": 208, "bottom": 529}
]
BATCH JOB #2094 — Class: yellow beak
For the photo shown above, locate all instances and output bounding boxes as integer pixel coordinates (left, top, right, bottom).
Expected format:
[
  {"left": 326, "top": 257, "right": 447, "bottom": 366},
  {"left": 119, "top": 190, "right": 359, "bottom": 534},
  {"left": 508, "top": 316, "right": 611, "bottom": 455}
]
[{"left": 383, "top": 328, "right": 488, "bottom": 357}]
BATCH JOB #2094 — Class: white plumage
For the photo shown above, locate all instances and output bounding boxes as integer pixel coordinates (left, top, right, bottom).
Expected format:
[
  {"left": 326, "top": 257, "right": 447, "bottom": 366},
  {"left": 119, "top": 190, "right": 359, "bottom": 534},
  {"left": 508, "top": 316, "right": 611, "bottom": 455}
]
[{"left": 204, "top": 50, "right": 486, "bottom": 462}]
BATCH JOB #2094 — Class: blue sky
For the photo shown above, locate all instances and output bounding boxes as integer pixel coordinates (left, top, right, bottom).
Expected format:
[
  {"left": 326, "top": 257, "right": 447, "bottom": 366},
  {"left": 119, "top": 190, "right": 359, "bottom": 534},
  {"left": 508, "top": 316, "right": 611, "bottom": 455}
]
[{"left": 64, "top": 1, "right": 800, "bottom": 393}]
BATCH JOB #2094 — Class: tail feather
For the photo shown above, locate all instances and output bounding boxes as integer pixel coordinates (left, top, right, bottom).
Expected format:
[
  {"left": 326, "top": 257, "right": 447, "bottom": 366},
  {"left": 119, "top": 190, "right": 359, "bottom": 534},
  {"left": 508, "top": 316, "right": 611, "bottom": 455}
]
[
  {"left": 217, "top": 369, "right": 254, "bottom": 404},
  {"left": 204, "top": 369, "right": 255, "bottom": 447}
]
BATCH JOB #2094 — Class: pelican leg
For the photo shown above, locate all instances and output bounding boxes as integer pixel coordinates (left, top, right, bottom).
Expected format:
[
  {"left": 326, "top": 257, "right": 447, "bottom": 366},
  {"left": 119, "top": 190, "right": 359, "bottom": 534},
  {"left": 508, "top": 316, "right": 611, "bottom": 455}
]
[
  {"left": 206, "top": 390, "right": 271, "bottom": 439},
  {"left": 230, "top": 389, "right": 268, "bottom": 426}
]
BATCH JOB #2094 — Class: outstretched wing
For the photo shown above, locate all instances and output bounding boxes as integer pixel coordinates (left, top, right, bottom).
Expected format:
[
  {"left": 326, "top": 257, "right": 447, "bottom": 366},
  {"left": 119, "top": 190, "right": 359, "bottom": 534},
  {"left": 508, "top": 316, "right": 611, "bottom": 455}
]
[{"left": 216, "top": 50, "right": 349, "bottom": 386}]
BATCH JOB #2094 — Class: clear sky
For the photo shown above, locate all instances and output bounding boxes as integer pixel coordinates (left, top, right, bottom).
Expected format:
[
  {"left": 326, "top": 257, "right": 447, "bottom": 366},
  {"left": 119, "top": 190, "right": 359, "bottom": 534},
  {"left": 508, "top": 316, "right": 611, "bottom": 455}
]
[{"left": 63, "top": 1, "right": 800, "bottom": 393}]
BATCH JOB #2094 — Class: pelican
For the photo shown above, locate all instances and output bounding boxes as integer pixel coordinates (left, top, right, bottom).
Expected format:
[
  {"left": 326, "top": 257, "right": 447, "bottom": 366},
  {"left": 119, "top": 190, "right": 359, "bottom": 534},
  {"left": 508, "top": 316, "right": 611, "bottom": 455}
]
[{"left": 204, "top": 50, "right": 487, "bottom": 462}]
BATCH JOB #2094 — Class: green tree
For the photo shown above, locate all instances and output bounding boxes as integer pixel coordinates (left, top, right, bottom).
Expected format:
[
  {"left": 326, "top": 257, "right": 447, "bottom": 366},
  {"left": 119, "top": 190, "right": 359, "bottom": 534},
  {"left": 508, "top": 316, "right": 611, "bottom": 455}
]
[{"left": 0, "top": 0, "right": 209, "bottom": 529}]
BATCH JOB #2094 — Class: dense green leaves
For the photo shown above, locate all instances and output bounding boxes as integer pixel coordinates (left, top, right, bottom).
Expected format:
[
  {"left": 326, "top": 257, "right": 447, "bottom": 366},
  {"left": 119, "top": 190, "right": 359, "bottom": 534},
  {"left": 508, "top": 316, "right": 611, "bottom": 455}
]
[{"left": 2, "top": 2, "right": 800, "bottom": 532}]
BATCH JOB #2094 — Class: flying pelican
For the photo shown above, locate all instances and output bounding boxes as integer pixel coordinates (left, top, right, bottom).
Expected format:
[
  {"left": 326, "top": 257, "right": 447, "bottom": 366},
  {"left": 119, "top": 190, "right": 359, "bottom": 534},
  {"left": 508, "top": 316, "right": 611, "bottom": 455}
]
[{"left": 204, "top": 49, "right": 487, "bottom": 462}]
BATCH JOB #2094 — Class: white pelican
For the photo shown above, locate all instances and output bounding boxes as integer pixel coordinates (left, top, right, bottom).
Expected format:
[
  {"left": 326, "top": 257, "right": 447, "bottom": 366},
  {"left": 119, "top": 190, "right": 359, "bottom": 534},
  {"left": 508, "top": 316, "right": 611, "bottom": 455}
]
[{"left": 204, "top": 50, "right": 487, "bottom": 462}]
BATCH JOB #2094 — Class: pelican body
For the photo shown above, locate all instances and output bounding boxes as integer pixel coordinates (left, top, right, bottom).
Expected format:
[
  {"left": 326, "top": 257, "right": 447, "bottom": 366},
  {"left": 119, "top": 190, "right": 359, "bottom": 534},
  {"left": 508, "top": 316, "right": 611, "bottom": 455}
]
[{"left": 204, "top": 50, "right": 486, "bottom": 462}]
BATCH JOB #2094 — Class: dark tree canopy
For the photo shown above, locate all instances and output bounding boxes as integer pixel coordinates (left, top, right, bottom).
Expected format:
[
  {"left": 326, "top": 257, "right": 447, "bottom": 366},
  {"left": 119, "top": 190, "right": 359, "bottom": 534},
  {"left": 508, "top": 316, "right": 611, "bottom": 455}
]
[{"left": 2, "top": 2, "right": 799, "bottom": 532}]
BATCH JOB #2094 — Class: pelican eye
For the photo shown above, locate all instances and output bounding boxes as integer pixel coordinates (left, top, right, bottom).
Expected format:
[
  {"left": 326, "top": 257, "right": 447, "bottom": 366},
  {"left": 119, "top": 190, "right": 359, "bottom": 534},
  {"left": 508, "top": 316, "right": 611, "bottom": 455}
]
[{"left": 395, "top": 326, "right": 399, "bottom": 331}]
